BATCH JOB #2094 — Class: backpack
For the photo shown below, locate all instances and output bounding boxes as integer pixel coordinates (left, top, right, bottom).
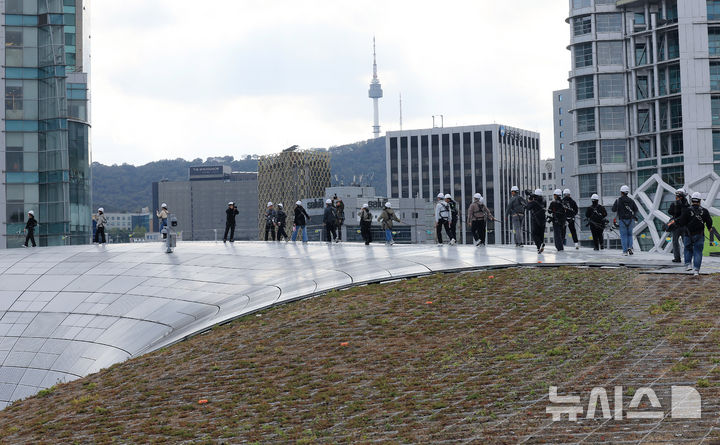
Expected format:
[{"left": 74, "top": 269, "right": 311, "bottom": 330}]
[{"left": 449, "top": 200, "right": 458, "bottom": 219}]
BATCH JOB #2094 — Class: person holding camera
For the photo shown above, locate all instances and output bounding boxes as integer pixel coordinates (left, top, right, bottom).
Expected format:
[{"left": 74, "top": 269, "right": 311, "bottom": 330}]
[
  {"left": 526, "top": 189, "right": 546, "bottom": 254},
  {"left": 548, "top": 189, "right": 566, "bottom": 252},
  {"left": 562, "top": 189, "right": 580, "bottom": 249},
  {"left": 506, "top": 186, "right": 527, "bottom": 247},
  {"left": 323, "top": 199, "right": 339, "bottom": 243},
  {"left": 334, "top": 197, "right": 345, "bottom": 242},
  {"left": 667, "top": 188, "right": 689, "bottom": 263},
  {"left": 675, "top": 192, "right": 714, "bottom": 275},
  {"left": 276, "top": 203, "right": 289, "bottom": 242},
  {"left": 264, "top": 202, "right": 277, "bottom": 241},
  {"left": 612, "top": 185, "right": 638, "bottom": 256},
  {"left": 223, "top": 202, "right": 239, "bottom": 243},
  {"left": 467, "top": 193, "right": 495, "bottom": 246},
  {"left": 378, "top": 202, "right": 401, "bottom": 245},
  {"left": 435, "top": 193, "right": 453, "bottom": 245},
  {"left": 585, "top": 194, "right": 607, "bottom": 251}
]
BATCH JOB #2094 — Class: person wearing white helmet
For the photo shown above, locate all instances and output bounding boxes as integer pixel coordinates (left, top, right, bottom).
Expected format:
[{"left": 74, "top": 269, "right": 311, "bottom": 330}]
[
  {"left": 94, "top": 207, "right": 107, "bottom": 244},
  {"left": 275, "top": 203, "right": 289, "bottom": 242},
  {"left": 444, "top": 194, "right": 459, "bottom": 245},
  {"left": 526, "top": 189, "right": 547, "bottom": 253},
  {"left": 561, "top": 189, "right": 580, "bottom": 249},
  {"left": 612, "top": 185, "right": 639, "bottom": 255},
  {"left": 334, "top": 197, "right": 345, "bottom": 242},
  {"left": 323, "top": 198, "right": 339, "bottom": 243},
  {"left": 467, "top": 193, "right": 495, "bottom": 246},
  {"left": 667, "top": 188, "right": 690, "bottom": 262},
  {"left": 675, "top": 192, "right": 714, "bottom": 275},
  {"left": 156, "top": 203, "right": 169, "bottom": 238},
  {"left": 547, "top": 189, "right": 567, "bottom": 252},
  {"left": 378, "top": 201, "right": 401, "bottom": 245},
  {"left": 358, "top": 203, "right": 373, "bottom": 245},
  {"left": 507, "top": 186, "right": 527, "bottom": 247},
  {"left": 435, "top": 192, "right": 452, "bottom": 245},
  {"left": 23, "top": 210, "right": 38, "bottom": 247},
  {"left": 223, "top": 202, "right": 239, "bottom": 243},
  {"left": 264, "top": 202, "right": 277, "bottom": 241},
  {"left": 585, "top": 194, "right": 607, "bottom": 251},
  {"left": 291, "top": 201, "right": 311, "bottom": 243}
]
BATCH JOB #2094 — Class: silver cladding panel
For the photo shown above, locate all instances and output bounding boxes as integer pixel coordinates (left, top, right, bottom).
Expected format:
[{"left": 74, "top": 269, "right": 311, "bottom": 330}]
[{"left": 0, "top": 241, "right": 714, "bottom": 408}]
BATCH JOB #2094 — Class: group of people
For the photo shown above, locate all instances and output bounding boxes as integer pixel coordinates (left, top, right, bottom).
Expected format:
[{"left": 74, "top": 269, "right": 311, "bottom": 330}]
[{"left": 258, "top": 200, "right": 312, "bottom": 243}]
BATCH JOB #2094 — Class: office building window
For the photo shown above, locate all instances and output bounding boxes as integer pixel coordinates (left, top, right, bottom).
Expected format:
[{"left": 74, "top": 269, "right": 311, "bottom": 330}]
[
  {"left": 601, "top": 140, "right": 626, "bottom": 163},
  {"left": 578, "top": 141, "right": 597, "bottom": 165},
  {"left": 558, "top": 94, "right": 563, "bottom": 102},
  {"left": 573, "top": 0, "right": 591, "bottom": 8},
  {"left": 712, "top": 62, "right": 720, "bottom": 91},
  {"left": 669, "top": 65, "right": 681, "bottom": 94},
  {"left": 599, "top": 106, "right": 625, "bottom": 131},
  {"left": 709, "top": 0, "right": 720, "bottom": 20},
  {"left": 579, "top": 174, "right": 598, "bottom": 198},
  {"left": 596, "top": 14, "right": 622, "bottom": 33},
  {"left": 662, "top": 166, "right": 684, "bottom": 188},
  {"left": 559, "top": 119, "right": 563, "bottom": 127},
  {"left": 711, "top": 28, "right": 720, "bottom": 55},
  {"left": 638, "top": 168, "right": 655, "bottom": 186},
  {"left": 638, "top": 138, "right": 655, "bottom": 159},
  {"left": 558, "top": 107, "right": 563, "bottom": 115},
  {"left": 668, "top": 31, "right": 679, "bottom": 59},
  {"left": 574, "top": 42, "right": 593, "bottom": 68},
  {"left": 401, "top": 136, "right": 409, "bottom": 198},
  {"left": 597, "top": 41, "right": 623, "bottom": 65},
  {"left": 574, "top": 15, "right": 592, "bottom": 36},
  {"left": 602, "top": 173, "right": 626, "bottom": 197},
  {"left": 669, "top": 98, "right": 682, "bottom": 128},
  {"left": 713, "top": 96, "right": 720, "bottom": 126},
  {"left": 390, "top": 137, "right": 398, "bottom": 197},
  {"left": 598, "top": 73, "right": 624, "bottom": 98},
  {"left": 560, "top": 143, "right": 564, "bottom": 150},
  {"left": 576, "top": 75, "right": 594, "bottom": 100},
  {"left": 560, "top": 131, "right": 564, "bottom": 138},
  {"left": 577, "top": 108, "right": 595, "bottom": 133}
]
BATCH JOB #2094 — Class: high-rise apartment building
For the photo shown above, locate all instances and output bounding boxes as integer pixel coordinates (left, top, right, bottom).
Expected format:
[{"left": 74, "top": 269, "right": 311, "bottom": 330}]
[
  {"left": 1, "top": 0, "right": 91, "bottom": 248},
  {"left": 386, "top": 124, "right": 541, "bottom": 244}
]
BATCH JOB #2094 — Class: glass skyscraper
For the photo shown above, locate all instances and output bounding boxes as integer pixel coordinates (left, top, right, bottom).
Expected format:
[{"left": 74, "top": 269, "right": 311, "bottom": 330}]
[{"left": 1, "top": 0, "right": 91, "bottom": 248}]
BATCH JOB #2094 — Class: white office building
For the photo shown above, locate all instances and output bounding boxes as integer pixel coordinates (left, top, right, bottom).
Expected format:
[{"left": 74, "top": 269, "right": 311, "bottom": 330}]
[{"left": 386, "top": 124, "right": 541, "bottom": 244}]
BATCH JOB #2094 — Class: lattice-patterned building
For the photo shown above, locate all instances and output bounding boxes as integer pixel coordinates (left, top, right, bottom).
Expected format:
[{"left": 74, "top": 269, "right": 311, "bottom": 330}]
[{"left": 257, "top": 149, "right": 331, "bottom": 239}]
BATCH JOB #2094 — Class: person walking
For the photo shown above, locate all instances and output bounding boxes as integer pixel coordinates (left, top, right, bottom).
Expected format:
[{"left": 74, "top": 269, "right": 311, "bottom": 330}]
[
  {"left": 668, "top": 188, "right": 689, "bottom": 263},
  {"left": 435, "top": 193, "right": 452, "bottom": 244},
  {"left": 291, "top": 201, "right": 310, "bottom": 243},
  {"left": 585, "top": 194, "right": 607, "bottom": 251},
  {"left": 378, "top": 202, "right": 401, "bottom": 245},
  {"left": 547, "top": 189, "right": 566, "bottom": 252},
  {"left": 446, "top": 194, "right": 459, "bottom": 244},
  {"left": 526, "top": 189, "right": 546, "bottom": 254},
  {"left": 24, "top": 210, "right": 37, "bottom": 247},
  {"left": 562, "top": 189, "right": 580, "bottom": 249},
  {"left": 335, "top": 198, "right": 345, "bottom": 242},
  {"left": 156, "top": 203, "right": 169, "bottom": 237},
  {"left": 323, "top": 199, "right": 338, "bottom": 243},
  {"left": 223, "top": 202, "right": 239, "bottom": 243},
  {"left": 467, "top": 193, "right": 495, "bottom": 246},
  {"left": 675, "top": 192, "right": 714, "bottom": 275},
  {"left": 612, "top": 185, "right": 639, "bottom": 256},
  {"left": 358, "top": 203, "right": 373, "bottom": 245},
  {"left": 94, "top": 207, "right": 107, "bottom": 244},
  {"left": 276, "top": 203, "right": 289, "bottom": 241},
  {"left": 506, "top": 186, "right": 527, "bottom": 247},
  {"left": 264, "top": 202, "right": 277, "bottom": 241}
]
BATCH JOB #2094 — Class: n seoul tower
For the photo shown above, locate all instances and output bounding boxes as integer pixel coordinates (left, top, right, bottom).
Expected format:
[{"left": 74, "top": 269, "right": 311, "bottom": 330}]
[{"left": 368, "top": 37, "right": 383, "bottom": 138}]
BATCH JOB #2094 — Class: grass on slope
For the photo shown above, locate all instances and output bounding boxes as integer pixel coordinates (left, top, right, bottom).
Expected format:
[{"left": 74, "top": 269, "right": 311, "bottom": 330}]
[{"left": 0, "top": 268, "right": 719, "bottom": 444}]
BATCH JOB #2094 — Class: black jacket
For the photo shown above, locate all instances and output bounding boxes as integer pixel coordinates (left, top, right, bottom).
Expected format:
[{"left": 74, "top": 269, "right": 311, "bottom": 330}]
[
  {"left": 668, "top": 197, "right": 689, "bottom": 222},
  {"left": 25, "top": 217, "right": 37, "bottom": 231},
  {"left": 294, "top": 206, "right": 310, "bottom": 226},
  {"left": 612, "top": 195, "right": 638, "bottom": 220},
  {"left": 561, "top": 196, "right": 578, "bottom": 219},
  {"left": 276, "top": 209, "right": 287, "bottom": 226},
  {"left": 585, "top": 204, "right": 607, "bottom": 226},
  {"left": 526, "top": 198, "right": 547, "bottom": 227},
  {"left": 548, "top": 198, "right": 566, "bottom": 223},
  {"left": 677, "top": 205, "right": 713, "bottom": 236},
  {"left": 323, "top": 205, "right": 337, "bottom": 225},
  {"left": 226, "top": 207, "right": 239, "bottom": 225},
  {"left": 264, "top": 209, "right": 276, "bottom": 226}
]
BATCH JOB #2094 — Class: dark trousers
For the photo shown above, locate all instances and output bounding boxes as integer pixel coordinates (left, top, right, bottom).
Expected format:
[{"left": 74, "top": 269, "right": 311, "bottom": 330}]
[
  {"left": 24, "top": 229, "right": 36, "bottom": 247},
  {"left": 436, "top": 219, "right": 451, "bottom": 243},
  {"left": 224, "top": 223, "right": 235, "bottom": 241},
  {"left": 531, "top": 223, "right": 545, "bottom": 250},
  {"left": 471, "top": 220, "right": 486, "bottom": 244},
  {"left": 565, "top": 218, "right": 578, "bottom": 244},
  {"left": 264, "top": 224, "right": 275, "bottom": 241},
  {"left": 553, "top": 221, "right": 565, "bottom": 251},
  {"left": 94, "top": 226, "right": 106, "bottom": 244},
  {"left": 277, "top": 224, "right": 288, "bottom": 241},
  {"left": 325, "top": 223, "right": 337, "bottom": 242},
  {"left": 360, "top": 221, "right": 372, "bottom": 244},
  {"left": 672, "top": 227, "right": 685, "bottom": 261},
  {"left": 336, "top": 222, "right": 343, "bottom": 241},
  {"left": 590, "top": 226, "right": 604, "bottom": 250},
  {"left": 450, "top": 218, "right": 458, "bottom": 241}
]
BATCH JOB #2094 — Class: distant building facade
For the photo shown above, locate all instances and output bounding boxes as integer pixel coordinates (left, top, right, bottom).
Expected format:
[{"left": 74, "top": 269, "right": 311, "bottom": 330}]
[
  {"left": 386, "top": 124, "right": 541, "bottom": 244},
  {"left": 153, "top": 167, "right": 258, "bottom": 241},
  {"left": 257, "top": 148, "right": 331, "bottom": 239}
]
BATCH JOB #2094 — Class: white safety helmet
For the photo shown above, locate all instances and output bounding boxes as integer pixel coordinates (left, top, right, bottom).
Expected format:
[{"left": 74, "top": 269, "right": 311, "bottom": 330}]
[
  {"left": 620, "top": 185, "right": 630, "bottom": 194},
  {"left": 675, "top": 188, "right": 686, "bottom": 196},
  {"left": 98, "top": 207, "right": 104, "bottom": 213},
  {"left": 437, "top": 193, "right": 445, "bottom": 199},
  {"left": 534, "top": 189, "right": 543, "bottom": 196},
  {"left": 228, "top": 202, "right": 234, "bottom": 206},
  {"left": 325, "top": 199, "right": 332, "bottom": 204},
  {"left": 563, "top": 189, "right": 571, "bottom": 196},
  {"left": 385, "top": 202, "right": 392, "bottom": 208},
  {"left": 511, "top": 186, "right": 519, "bottom": 192},
  {"left": 691, "top": 192, "right": 702, "bottom": 201},
  {"left": 444, "top": 194, "right": 452, "bottom": 199},
  {"left": 161, "top": 203, "right": 167, "bottom": 209},
  {"left": 554, "top": 189, "right": 562, "bottom": 196},
  {"left": 27, "top": 210, "right": 34, "bottom": 216},
  {"left": 277, "top": 203, "right": 283, "bottom": 208},
  {"left": 362, "top": 203, "right": 368, "bottom": 209},
  {"left": 473, "top": 193, "right": 482, "bottom": 200},
  {"left": 267, "top": 201, "right": 273, "bottom": 207},
  {"left": 295, "top": 200, "right": 302, "bottom": 206},
  {"left": 591, "top": 194, "right": 600, "bottom": 201}
]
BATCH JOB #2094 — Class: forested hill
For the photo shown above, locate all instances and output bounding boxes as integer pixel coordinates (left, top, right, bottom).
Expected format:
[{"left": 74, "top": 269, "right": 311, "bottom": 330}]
[{"left": 92, "top": 138, "right": 386, "bottom": 212}]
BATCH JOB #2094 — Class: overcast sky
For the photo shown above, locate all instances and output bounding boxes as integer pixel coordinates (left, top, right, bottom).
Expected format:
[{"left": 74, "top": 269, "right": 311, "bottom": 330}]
[{"left": 91, "top": 0, "right": 570, "bottom": 165}]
